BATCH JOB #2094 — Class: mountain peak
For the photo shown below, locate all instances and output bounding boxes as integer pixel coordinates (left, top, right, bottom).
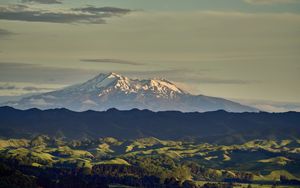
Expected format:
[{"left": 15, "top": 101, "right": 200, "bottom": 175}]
[
  {"left": 146, "top": 79, "right": 185, "bottom": 94},
  {"left": 5, "top": 73, "right": 258, "bottom": 112},
  {"left": 92, "top": 72, "right": 125, "bottom": 81},
  {"left": 81, "top": 72, "right": 129, "bottom": 90},
  {"left": 85, "top": 72, "right": 185, "bottom": 95},
  {"left": 106, "top": 72, "right": 123, "bottom": 79}
]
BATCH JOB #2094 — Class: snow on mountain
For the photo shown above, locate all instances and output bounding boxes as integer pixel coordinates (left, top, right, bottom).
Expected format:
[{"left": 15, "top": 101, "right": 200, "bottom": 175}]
[{"left": 4, "top": 72, "right": 258, "bottom": 112}]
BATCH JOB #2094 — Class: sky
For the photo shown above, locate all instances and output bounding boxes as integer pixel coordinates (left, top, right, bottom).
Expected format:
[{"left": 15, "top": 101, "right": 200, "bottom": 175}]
[{"left": 0, "top": 0, "right": 300, "bottom": 112}]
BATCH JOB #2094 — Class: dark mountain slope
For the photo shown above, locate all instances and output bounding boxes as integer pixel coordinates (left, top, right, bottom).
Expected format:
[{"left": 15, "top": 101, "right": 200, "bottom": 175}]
[{"left": 0, "top": 107, "right": 299, "bottom": 144}]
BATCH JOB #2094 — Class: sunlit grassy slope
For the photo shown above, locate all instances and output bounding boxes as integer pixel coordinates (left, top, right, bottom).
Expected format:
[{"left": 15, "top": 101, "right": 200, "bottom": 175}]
[{"left": 1, "top": 135, "right": 299, "bottom": 186}]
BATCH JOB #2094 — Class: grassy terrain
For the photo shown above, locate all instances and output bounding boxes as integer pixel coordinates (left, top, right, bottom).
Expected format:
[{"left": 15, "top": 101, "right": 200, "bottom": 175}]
[{"left": 0, "top": 135, "right": 299, "bottom": 187}]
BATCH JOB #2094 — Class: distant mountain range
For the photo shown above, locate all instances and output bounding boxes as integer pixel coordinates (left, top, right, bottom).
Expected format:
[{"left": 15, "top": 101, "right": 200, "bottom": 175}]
[
  {"left": 4, "top": 72, "right": 258, "bottom": 112},
  {"left": 0, "top": 107, "right": 299, "bottom": 144}
]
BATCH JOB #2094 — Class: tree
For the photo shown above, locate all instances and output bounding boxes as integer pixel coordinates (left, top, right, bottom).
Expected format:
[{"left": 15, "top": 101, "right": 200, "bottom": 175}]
[{"left": 172, "top": 165, "right": 192, "bottom": 183}]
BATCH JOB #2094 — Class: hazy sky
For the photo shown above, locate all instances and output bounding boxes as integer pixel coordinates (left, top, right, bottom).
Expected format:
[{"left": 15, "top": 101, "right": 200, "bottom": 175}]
[{"left": 0, "top": 0, "right": 300, "bottom": 111}]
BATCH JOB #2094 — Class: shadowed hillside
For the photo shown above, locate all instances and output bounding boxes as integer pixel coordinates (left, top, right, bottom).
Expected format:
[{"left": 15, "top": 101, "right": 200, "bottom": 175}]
[{"left": 0, "top": 107, "right": 299, "bottom": 144}]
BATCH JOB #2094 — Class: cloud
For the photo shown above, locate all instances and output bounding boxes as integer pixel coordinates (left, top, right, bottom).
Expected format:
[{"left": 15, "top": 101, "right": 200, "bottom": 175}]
[
  {"left": 0, "top": 4, "right": 132, "bottom": 24},
  {"left": 0, "top": 62, "right": 37, "bottom": 69},
  {"left": 80, "top": 58, "right": 143, "bottom": 66},
  {"left": 23, "top": 86, "right": 49, "bottom": 91},
  {"left": 237, "top": 99, "right": 300, "bottom": 112},
  {"left": 0, "top": 82, "right": 64, "bottom": 97},
  {"left": 73, "top": 6, "right": 131, "bottom": 14},
  {"left": 0, "top": 83, "right": 55, "bottom": 91},
  {"left": 244, "top": 0, "right": 299, "bottom": 4},
  {"left": 22, "top": 0, "right": 62, "bottom": 4},
  {"left": 0, "top": 62, "right": 99, "bottom": 85},
  {"left": 0, "top": 84, "right": 17, "bottom": 90},
  {"left": 0, "top": 28, "right": 15, "bottom": 38}
]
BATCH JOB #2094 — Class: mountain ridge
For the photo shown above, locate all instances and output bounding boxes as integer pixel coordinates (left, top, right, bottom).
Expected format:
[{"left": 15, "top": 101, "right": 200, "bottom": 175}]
[
  {"left": 3, "top": 72, "right": 258, "bottom": 112},
  {"left": 0, "top": 106, "right": 299, "bottom": 144}
]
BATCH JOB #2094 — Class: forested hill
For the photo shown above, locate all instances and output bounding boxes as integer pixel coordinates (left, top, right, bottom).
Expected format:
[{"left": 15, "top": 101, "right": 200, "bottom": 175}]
[{"left": 0, "top": 106, "right": 299, "bottom": 144}]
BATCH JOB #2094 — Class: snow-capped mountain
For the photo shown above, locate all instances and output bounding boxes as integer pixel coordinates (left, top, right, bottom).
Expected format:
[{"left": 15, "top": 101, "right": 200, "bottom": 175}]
[{"left": 5, "top": 72, "right": 258, "bottom": 112}]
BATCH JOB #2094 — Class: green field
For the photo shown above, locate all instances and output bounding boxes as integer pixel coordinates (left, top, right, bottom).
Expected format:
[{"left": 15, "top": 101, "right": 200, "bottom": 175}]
[{"left": 1, "top": 135, "right": 300, "bottom": 187}]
